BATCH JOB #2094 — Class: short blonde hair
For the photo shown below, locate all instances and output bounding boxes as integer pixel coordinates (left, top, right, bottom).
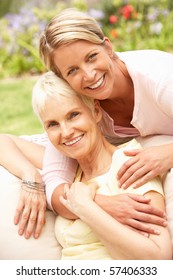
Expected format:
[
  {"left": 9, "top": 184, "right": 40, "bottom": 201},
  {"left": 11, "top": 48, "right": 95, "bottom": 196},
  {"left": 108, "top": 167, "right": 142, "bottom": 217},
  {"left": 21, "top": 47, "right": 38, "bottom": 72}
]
[
  {"left": 32, "top": 71, "right": 95, "bottom": 123},
  {"left": 39, "top": 8, "right": 105, "bottom": 76}
]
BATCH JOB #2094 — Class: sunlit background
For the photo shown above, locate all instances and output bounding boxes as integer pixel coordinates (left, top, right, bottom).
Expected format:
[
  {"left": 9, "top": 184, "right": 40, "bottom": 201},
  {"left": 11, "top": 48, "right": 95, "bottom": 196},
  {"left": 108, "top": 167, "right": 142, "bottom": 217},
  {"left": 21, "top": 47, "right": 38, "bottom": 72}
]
[{"left": 0, "top": 0, "right": 173, "bottom": 135}]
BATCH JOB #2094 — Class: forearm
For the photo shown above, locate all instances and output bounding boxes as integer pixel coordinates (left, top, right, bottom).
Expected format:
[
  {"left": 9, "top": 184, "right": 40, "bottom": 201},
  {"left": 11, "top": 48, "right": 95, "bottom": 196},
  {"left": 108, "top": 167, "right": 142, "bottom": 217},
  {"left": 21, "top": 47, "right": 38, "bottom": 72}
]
[
  {"left": 78, "top": 200, "right": 171, "bottom": 260},
  {"left": 0, "top": 135, "right": 46, "bottom": 239},
  {"left": 2, "top": 134, "right": 45, "bottom": 169},
  {"left": 0, "top": 134, "right": 43, "bottom": 181}
]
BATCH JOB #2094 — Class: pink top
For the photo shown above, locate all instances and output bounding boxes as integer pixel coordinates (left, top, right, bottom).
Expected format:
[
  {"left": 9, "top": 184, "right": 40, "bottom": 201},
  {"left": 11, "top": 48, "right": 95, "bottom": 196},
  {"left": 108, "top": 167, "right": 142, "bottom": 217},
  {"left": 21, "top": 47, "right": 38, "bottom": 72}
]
[{"left": 43, "top": 49, "right": 173, "bottom": 210}]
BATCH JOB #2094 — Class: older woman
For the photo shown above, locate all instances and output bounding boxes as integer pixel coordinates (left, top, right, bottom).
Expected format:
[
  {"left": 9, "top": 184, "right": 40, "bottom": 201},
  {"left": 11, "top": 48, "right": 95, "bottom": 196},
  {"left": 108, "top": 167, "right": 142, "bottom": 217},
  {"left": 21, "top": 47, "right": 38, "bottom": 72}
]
[{"left": 31, "top": 71, "right": 172, "bottom": 259}]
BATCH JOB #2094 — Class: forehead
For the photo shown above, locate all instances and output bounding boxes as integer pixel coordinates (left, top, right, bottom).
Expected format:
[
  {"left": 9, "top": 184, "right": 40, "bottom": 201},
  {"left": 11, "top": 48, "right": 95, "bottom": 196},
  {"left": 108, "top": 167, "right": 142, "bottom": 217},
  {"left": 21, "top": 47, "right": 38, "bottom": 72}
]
[
  {"left": 56, "top": 40, "right": 97, "bottom": 53},
  {"left": 40, "top": 95, "right": 91, "bottom": 123},
  {"left": 53, "top": 40, "right": 102, "bottom": 67},
  {"left": 45, "top": 94, "right": 87, "bottom": 112}
]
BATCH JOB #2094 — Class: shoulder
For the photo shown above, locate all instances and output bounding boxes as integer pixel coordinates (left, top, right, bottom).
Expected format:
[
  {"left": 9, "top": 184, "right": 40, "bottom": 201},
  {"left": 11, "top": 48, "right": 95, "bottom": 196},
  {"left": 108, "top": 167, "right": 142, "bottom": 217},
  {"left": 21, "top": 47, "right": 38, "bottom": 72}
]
[
  {"left": 116, "top": 50, "right": 173, "bottom": 83},
  {"left": 116, "top": 49, "right": 173, "bottom": 60},
  {"left": 110, "top": 139, "right": 141, "bottom": 169},
  {"left": 116, "top": 50, "right": 173, "bottom": 70},
  {"left": 117, "top": 139, "right": 141, "bottom": 151}
]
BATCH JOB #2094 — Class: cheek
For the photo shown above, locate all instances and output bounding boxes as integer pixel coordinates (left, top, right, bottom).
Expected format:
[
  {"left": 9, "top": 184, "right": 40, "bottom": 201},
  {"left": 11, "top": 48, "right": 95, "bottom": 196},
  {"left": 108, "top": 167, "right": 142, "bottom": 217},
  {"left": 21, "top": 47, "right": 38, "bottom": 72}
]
[
  {"left": 66, "top": 76, "right": 81, "bottom": 91},
  {"left": 47, "top": 131, "right": 60, "bottom": 147}
]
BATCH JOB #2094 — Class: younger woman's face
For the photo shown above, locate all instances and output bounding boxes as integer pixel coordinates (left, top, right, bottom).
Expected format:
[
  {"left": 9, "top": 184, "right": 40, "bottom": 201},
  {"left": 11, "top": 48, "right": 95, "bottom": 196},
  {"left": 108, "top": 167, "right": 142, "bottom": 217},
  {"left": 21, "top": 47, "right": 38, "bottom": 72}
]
[
  {"left": 40, "top": 95, "right": 102, "bottom": 160},
  {"left": 53, "top": 39, "right": 116, "bottom": 100}
]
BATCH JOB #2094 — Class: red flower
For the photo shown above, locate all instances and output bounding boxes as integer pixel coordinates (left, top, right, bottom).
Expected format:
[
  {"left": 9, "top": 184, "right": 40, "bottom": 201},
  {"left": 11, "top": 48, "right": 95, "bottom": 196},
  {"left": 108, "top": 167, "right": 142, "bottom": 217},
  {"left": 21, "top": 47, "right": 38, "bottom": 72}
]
[
  {"left": 109, "top": 15, "right": 118, "bottom": 24},
  {"left": 122, "top": 5, "right": 134, "bottom": 20}
]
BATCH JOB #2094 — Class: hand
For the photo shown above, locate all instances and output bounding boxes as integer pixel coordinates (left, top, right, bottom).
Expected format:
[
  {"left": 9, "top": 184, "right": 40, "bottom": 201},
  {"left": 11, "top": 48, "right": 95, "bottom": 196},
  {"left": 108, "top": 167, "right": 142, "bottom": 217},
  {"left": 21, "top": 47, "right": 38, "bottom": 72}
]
[
  {"left": 60, "top": 182, "right": 98, "bottom": 216},
  {"left": 95, "top": 193, "right": 167, "bottom": 235},
  {"left": 14, "top": 187, "right": 46, "bottom": 239},
  {"left": 116, "top": 144, "right": 173, "bottom": 189}
]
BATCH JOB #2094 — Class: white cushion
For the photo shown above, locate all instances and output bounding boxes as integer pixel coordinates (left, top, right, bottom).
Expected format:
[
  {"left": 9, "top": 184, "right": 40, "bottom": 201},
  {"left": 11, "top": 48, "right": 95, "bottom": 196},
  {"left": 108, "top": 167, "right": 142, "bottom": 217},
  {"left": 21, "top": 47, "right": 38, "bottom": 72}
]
[{"left": 0, "top": 166, "right": 61, "bottom": 260}]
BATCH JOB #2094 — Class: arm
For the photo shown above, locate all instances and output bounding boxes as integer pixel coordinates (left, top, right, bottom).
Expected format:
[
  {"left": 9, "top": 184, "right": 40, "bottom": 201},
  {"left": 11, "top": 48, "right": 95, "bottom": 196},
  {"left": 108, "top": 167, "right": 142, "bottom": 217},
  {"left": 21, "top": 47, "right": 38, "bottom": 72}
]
[
  {"left": 52, "top": 185, "right": 166, "bottom": 234},
  {"left": 0, "top": 134, "right": 46, "bottom": 239},
  {"left": 95, "top": 192, "right": 167, "bottom": 234},
  {"left": 60, "top": 183, "right": 172, "bottom": 259},
  {"left": 117, "top": 67, "right": 173, "bottom": 189},
  {"left": 42, "top": 139, "right": 78, "bottom": 215},
  {"left": 44, "top": 141, "right": 167, "bottom": 233},
  {"left": 117, "top": 143, "right": 173, "bottom": 189}
]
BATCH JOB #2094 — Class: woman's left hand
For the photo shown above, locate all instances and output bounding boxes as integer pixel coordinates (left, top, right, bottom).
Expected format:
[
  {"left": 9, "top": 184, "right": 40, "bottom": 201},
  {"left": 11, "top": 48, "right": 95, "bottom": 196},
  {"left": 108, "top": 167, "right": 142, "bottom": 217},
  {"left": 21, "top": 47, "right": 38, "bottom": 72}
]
[
  {"left": 14, "top": 187, "right": 46, "bottom": 239},
  {"left": 60, "top": 182, "right": 98, "bottom": 216},
  {"left": 117, "top": 143, "right": 173, "bottom": 189}
]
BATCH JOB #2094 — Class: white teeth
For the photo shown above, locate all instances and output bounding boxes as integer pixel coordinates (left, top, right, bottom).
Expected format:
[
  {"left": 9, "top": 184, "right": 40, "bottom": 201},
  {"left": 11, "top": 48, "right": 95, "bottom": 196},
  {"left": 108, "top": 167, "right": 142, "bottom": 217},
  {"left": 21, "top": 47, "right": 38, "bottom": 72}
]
[
  {"left": 64, "top": 135, "right": 83, "bottom": 146},
  {"left": 89, "top": 76, "right": 104, "bottom": 89}
]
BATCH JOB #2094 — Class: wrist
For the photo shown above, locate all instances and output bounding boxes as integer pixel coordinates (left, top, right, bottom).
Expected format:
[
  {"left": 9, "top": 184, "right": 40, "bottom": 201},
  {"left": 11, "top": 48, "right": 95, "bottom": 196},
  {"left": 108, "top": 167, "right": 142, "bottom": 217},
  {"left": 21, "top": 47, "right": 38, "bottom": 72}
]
[
  {"left": 21, "top": 180, "right": 45, "bottom": 193},
  {"left": 21, "top": 168, "right": 42, "bottom": 183},
  {"left": 79, "top": 200, "right": 103, "bottom": 223},
  {"left": 94, "top": 194, "right": 107, "bottom": 209}
]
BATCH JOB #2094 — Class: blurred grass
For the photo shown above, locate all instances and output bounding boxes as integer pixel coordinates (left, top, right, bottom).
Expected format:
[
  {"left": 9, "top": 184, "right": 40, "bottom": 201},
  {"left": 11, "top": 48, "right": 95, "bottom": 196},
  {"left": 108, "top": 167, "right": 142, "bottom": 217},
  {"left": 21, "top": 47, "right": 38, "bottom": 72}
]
[{"left": 0, "top": 75, "right": 44, "bottom": 135}]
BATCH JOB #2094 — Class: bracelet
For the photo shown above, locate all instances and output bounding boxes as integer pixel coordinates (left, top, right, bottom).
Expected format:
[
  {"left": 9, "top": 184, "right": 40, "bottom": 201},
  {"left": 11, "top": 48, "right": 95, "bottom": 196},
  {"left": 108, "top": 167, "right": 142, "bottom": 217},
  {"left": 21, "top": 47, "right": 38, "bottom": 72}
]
[{"left": 21, "top": 180, "right": 45, "bottom": 193}]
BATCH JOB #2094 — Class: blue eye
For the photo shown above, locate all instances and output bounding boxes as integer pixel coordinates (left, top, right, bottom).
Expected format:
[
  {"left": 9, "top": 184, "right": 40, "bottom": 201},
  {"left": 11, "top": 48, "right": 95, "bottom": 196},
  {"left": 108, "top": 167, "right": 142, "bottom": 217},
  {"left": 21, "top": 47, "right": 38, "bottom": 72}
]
[
  {"left": 88, "top": 53, "right": 97, "bottom": 61},
  {"left": 47, "top": 121, "right": 59, "bottom": 128},
  {"left": 67, "top": 67, "right": 77, "bottom": 76},
  {"left": 70, "top": 112, "right": 79, "bottom": 119}
]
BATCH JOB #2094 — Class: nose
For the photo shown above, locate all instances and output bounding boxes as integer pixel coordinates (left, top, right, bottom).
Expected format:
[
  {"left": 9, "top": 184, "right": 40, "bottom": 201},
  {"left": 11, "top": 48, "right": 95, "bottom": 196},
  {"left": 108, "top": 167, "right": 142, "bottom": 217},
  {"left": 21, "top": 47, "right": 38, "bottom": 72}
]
[
  {"left": 82, "top": 65, "right": 96, "bottom": 81},
  {"left": 61, "top": 122, "right": 74, "bottom": 139}
]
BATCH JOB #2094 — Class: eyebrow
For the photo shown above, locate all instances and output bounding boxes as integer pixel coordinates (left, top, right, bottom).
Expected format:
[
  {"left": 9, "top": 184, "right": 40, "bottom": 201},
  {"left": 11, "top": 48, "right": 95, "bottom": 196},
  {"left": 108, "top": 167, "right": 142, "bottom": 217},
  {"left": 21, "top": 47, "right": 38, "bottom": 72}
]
[
  {"left": 65, "top": 48, "right": 98, "bottom": 73},
  {"left": 43, "top": 106, "right": 82, "bottom": 123},
  {"left": 43, "top": 119, "right": 57, "bottom": 127}
]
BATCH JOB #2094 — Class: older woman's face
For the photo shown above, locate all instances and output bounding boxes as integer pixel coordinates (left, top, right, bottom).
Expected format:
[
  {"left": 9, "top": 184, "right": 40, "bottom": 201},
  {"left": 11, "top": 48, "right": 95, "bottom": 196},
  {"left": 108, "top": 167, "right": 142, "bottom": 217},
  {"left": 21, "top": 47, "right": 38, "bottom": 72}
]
[
  {"left": 53, "top": 39, "right": 116, "bottom": 100},
  {"left": 40, "top": 95, "right": 102, "bottom": 160}
]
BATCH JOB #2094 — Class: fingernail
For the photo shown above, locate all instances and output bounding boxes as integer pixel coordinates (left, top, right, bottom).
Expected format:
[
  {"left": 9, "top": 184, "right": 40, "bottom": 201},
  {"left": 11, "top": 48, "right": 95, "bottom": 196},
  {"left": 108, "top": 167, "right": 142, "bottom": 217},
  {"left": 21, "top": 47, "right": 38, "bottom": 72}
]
[
  {"left": 34, "top": 233, "right": 39, "bottom": 239},
  {"left": 19, "top": 229, "right": 23, "bottom": 235},
  {"left": 25, "top": 233, "right": 30, "bottom": 239},
  {"left": 122, "top": 183, "right": 126, "bottom": 189},
  {"left": 143, "top": 232, "right": 149, "bottom": 237},
  {"left": 154, "top": 229, "right": 160, "bottom": 235},
  {"left": 163, "top": 221, "right": 168, "bottom": 226}
]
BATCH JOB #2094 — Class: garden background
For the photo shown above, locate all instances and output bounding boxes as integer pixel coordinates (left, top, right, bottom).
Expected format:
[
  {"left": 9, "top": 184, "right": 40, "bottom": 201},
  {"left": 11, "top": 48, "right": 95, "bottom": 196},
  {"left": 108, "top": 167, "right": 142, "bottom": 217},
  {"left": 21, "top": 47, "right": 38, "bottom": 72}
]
[{"left": 0, "top": 0, "right": 173, "bottom": 135}]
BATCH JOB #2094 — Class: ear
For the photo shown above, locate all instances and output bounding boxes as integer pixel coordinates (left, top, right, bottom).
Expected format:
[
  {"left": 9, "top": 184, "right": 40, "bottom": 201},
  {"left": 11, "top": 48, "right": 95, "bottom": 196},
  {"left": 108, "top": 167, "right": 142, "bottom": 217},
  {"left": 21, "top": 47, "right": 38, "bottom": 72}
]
[
  {"left": 103, "top": 37, "right": 114, "bottom": 55},
  {"left": 94, "top": 100, "right": 102, "bottom": 123}
]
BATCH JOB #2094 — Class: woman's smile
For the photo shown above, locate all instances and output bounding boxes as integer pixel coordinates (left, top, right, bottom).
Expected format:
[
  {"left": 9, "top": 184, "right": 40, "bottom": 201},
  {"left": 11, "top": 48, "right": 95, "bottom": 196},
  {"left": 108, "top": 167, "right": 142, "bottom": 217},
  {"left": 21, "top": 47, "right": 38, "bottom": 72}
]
[
  {"left": 87, "top": 74, "right": 105, "bottom": 90},
  {"left": 63, "top": 134, "right": 84, "bottom": 146}
]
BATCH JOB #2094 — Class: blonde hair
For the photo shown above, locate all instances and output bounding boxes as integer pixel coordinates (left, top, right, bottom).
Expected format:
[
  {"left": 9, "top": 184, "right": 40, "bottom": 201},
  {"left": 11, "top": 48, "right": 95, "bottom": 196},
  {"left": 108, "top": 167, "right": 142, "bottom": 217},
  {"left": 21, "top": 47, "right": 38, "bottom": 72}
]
[
  {"left": 32, "top": 71, "right": 95, "bottom": 123},
  {"left": 39, "top": 8, "right": 105, "bottom": 76}
]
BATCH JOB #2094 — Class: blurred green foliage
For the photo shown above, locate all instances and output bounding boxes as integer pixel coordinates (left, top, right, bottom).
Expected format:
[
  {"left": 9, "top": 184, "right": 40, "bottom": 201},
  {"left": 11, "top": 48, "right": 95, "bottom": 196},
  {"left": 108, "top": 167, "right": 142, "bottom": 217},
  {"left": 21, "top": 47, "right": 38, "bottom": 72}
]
[{"left": 0, "top": 76, "right": 43, "bottom": 135}]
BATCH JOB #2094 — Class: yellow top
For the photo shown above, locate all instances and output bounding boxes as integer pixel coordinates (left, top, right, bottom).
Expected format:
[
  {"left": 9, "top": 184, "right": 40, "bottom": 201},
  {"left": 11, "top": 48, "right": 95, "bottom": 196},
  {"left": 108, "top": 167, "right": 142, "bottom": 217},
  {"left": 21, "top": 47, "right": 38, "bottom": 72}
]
[{"left": 55, "top": 139, "right": 163, "bottom": 260}]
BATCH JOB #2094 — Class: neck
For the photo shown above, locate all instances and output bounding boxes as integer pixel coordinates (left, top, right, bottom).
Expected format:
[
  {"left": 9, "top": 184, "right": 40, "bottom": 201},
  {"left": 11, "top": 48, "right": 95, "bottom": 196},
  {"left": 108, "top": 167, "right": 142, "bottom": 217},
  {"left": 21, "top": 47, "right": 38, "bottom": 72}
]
[
  {"left": 113, "top": 57, "right": 134, "bottom": 101},
  {"left": 78, "top": 137, "right": 117, "bottom": 181},
  {"left": 100, "top": 60, "right": 134, "bottom": 126}
]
